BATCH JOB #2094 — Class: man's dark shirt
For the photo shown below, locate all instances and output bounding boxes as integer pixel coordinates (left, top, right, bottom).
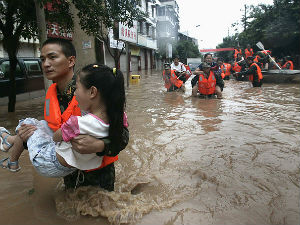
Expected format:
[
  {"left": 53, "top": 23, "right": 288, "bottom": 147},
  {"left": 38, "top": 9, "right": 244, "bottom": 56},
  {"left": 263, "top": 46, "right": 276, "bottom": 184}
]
[{"left": 58, "top": 77, "right": 129, "bottom": 191}]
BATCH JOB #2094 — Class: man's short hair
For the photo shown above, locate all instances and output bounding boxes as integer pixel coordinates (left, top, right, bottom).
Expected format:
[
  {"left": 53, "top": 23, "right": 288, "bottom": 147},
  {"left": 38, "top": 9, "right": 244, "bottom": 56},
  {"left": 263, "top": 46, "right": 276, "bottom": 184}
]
[{"left": 42, "top": 38, "right": 76, "bottom": 58}]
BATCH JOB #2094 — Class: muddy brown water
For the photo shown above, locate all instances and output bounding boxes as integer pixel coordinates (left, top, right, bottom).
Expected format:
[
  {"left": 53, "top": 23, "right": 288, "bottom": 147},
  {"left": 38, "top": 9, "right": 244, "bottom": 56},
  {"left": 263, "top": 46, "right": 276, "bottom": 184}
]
[{"left": 0, "top": 70, "right": 299, "bottom": 225}]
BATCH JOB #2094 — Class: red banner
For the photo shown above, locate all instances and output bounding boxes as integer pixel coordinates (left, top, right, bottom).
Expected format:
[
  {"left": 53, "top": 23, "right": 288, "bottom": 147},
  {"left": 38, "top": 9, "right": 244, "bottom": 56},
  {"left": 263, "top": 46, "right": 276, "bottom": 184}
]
[{"left": 200, "top": 48, "right": 234, "bottom": 53}]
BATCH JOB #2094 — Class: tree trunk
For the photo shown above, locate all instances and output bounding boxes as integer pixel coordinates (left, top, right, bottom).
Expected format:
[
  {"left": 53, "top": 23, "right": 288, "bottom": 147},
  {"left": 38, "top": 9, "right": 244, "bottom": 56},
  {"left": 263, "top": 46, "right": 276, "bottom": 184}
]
[
  {"left": 113, "top": 48, "right": 120, "bottom": 69},
  {"left": 4, "top": 39, "right": 19, "bottom": 112},
  {"left": 34, "top": 0, "right": 52, "bottom": 91}
]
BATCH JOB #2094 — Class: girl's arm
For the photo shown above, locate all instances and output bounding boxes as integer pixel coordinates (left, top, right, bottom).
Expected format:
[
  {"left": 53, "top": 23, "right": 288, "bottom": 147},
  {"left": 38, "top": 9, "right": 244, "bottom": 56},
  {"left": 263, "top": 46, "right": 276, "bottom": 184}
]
[{"left": 53, "top": 128, "right": 63, "bottom": 142}]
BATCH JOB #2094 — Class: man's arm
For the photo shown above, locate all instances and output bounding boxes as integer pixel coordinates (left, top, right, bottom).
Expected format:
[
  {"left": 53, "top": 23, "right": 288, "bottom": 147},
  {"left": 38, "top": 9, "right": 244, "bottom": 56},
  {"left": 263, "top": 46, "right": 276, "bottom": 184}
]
[{"left": 70, "top": 126, "right": 129, "bottom": 156}]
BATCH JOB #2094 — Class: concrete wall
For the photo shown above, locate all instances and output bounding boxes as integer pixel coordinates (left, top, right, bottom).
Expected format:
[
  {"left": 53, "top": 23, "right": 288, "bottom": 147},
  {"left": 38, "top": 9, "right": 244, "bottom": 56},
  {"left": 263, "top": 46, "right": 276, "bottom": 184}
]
[{"left": 70, "top": 5, "right": 97, "bottom": 72}]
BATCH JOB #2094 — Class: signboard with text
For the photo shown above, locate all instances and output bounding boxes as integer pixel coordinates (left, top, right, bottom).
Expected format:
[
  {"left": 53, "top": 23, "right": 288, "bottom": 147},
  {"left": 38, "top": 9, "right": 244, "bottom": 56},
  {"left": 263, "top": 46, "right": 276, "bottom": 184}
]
[
  {"left": 119, "top": 22, "right": 137, "bottom": 44},
  {"left": 47, "top": 22, "right": 73, "bottom": 40}
]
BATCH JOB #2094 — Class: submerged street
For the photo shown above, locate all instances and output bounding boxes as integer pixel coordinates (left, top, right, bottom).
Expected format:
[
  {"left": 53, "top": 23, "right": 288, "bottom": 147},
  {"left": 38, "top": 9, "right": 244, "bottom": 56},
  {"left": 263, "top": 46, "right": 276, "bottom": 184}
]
[{"left": 0, "top": 70, "right": 299, "bottom": 225}]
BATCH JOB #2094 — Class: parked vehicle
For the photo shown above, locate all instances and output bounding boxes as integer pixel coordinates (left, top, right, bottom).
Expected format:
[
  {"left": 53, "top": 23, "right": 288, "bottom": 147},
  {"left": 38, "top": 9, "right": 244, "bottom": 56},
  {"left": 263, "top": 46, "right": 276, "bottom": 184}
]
[
  {"left": 0, "top": 58, "right": 45, "bottom": 97},
  {"left": 187, "top": 58, "right": 202, "bottom": 71}
]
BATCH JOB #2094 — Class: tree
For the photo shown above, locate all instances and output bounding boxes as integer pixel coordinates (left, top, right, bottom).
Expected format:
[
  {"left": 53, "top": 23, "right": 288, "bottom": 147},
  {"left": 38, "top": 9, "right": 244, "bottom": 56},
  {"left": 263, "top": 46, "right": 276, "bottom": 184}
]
[
  {"left": 0, "top": 0, "right": 72, "bottom": 112},
  {"left": 173, "top": 40, "right": 200, "bottom": 64},
  {"left": 216, "top": 34, "right": 239, "bottom": 62},
  {"left": 72, "top": 0, "right": 147, "bottom": 69}
]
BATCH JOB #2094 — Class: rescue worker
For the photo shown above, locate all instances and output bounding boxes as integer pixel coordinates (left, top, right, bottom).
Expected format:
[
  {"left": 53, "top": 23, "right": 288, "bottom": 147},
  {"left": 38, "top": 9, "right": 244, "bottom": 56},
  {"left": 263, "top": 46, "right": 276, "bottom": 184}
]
[
  {"left": 17, "top": 38, "right": 129, "bottom": 191},
  {"left": 217, "top": 57, "right": 232, "bottom": 80},
  {"left": 232, "top": 53, "right": 247, "bottom": 81},
  {"left": 244, "top": 44, "right": 254, "bottom": 59},
  {"left": 191, "top": 53, "right": 219, "bottom": 88},
  {"left": 234, "top": 56, "right": 263, "bottom": 87},
  {"left": 233, "top": 46, "right": 242, "bottom": 61},
  {"left": 170, "top": 56, "right": 188, "bottom": 83},
  {"left": 282, "top": 56, "right": 294, "bottom": 70},
  {"left": 162, "top": 63, "right": 185, "bottom": 92},
  {"left": 192, "top": 62, "right": 222, "bottom": 99}
]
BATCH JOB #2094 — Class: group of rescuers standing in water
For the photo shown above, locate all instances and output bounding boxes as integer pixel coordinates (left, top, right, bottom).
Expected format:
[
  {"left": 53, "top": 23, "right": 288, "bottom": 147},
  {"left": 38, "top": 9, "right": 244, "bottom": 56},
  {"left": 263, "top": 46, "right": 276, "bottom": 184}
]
[{"left": 162, "top": 44, "right": 295, "bottom": 98}]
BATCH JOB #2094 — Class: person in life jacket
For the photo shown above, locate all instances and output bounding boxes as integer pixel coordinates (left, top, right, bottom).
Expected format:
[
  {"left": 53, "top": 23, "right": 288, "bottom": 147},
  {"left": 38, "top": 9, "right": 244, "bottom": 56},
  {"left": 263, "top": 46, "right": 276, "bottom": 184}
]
[
  {"left": 171, "top": 56, "right": 188, "bottom": 83},
  {"left": 192, "top": 62, "right": 222, "bottom": 99},
  {"left": 17, "top": 38, "right": 129, "bottom": 191},
  {"left": 191, "top": 53, "right": 220, "bottom": 88},
  {"left": 217, "top": 57, "right": 232, "bottom": 80},
  {"left": 162, "top": 63, "right": 184, "bottom": 92},
  {"left": 282, "top": 56, "right": 294, "bottom": 70},
  {"left": 253, "top": 51, "right": 267, "bottom": 69},
  {"left": 235, "top": 56, "right": 263, "bottom": 87},
  {"left": 232, "top": 53, "right": 247, "bottom": 81},
  {"left": 184, "top": 64, "right": 192, "bottom": 80},
  {"left": 244, "top": 44, "right": 254, "bottom": 59},
  {"left": 233, "top": 46, "right": 242, "bottom": 61}
]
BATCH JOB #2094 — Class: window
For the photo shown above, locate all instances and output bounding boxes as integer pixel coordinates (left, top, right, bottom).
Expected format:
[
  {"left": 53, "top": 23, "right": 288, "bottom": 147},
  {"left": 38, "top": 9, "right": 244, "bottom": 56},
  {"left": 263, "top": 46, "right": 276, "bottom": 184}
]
[
  {"left": 0, "top": 61, "right": 23, "bottom": 80},
  {"left": 24, "top": 60, "right": 42, "bottom": 76}
]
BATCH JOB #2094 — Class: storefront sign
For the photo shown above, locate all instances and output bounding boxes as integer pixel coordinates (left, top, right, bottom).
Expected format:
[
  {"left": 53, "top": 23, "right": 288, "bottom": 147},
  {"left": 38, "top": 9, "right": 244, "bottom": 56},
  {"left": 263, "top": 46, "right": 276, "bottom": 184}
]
[
  {"left": 119, "top": 22, "right": 137, "bottom": 44},
  {"left": 47, "top": 22, "right": 73, "bottom": 40}
]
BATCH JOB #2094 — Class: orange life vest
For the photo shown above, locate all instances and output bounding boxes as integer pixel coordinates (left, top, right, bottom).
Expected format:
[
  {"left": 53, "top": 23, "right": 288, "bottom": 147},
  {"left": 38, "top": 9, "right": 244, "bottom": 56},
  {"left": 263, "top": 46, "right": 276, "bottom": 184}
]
[
  {"left": 184, "top": 65, "right": 192, "bottom": 80},
  {"left": 249, "top": 63, "right": 263, "bottom": 82},
  {"left": 282, "top": 61, "right": 294, "bottom": 70},
  {"left": 44, "top": 83, "right": 118, "bottom": 171},
  {"left": 162, "top": 70, "right": 183, "bottom": 89},
  {"left": 198, "top": 71, "right": 216, "bottom": 95},
  {"left": 234, "top": 49, "right": 242, "bottom": 58},
  {"left": 232, "top": 62, "right": 242, "bottom": 72},
  {"left": 222, "top": 63, "right": 231, "bottom": 78},
  {"left": 245, "top": 48, "right": 253, "bottom": 59},
  {"left": 262, "top": 50, "right": 271, "bottom": 55}
]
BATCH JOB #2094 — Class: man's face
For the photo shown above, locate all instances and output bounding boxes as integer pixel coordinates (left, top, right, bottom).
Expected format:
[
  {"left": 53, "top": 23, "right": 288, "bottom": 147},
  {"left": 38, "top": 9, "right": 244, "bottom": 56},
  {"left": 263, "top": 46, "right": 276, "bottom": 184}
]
[
  {"left": 40, "top": 43, "right": 75, "bottom": 82},
  {"left": 174, "top": 58, "right": 179, "bottom": 65}
]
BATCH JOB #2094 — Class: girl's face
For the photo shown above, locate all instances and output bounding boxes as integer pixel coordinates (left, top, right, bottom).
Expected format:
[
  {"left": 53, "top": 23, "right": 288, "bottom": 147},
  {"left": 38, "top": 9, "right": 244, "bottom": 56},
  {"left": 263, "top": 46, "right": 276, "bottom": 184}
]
[{"left": 74, "top": 74, "right": 92, "bottom": 112}]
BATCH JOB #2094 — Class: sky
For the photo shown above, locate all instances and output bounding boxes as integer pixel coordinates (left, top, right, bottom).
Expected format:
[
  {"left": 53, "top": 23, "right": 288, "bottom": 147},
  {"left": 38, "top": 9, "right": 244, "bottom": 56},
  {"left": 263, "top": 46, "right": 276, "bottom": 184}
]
[{"left": 176, "top": 0, "right": 274, "bottom": 49}]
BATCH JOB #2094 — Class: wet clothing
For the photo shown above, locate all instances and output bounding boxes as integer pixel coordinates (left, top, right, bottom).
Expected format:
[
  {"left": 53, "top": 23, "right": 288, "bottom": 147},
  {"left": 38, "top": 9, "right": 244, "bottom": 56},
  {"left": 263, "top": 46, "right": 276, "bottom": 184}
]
[{"left": 56, "top": 77, "right": 129, "bottom": 191}]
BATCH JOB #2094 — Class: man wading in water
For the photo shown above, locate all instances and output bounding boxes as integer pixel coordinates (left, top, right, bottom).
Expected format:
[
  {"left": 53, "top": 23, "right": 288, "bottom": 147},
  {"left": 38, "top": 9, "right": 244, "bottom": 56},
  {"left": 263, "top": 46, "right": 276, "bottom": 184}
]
[{"left": 15, "top": 38, "right": 129, "bottom": 191}]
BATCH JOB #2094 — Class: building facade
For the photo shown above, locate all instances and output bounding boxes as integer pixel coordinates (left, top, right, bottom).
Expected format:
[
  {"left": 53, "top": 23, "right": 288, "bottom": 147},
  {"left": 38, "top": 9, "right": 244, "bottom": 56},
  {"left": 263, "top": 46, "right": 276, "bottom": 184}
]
[{"left": 156, "top": 0, "right": 180, "bottom": 60}]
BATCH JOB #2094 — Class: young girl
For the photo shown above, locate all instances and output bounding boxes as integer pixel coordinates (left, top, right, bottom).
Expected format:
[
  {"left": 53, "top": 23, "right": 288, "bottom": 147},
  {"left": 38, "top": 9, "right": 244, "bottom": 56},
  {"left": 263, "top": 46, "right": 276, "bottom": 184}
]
[{"left": 0, "top": 64, "right": 127, "bottom": 177}]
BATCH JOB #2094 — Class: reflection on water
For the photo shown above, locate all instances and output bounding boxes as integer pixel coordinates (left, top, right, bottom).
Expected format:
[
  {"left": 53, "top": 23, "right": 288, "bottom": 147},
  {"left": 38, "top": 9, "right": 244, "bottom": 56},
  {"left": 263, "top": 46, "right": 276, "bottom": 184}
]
[{"left": 0, "top": 71, "right": 299, "bottom": 225}]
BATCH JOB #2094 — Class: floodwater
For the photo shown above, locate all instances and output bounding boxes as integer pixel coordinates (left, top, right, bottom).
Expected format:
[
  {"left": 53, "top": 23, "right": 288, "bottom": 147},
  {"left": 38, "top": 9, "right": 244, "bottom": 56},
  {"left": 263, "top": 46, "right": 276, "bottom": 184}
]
[{"left": 0, "top": 70, "right": 299, "bottom": 225}]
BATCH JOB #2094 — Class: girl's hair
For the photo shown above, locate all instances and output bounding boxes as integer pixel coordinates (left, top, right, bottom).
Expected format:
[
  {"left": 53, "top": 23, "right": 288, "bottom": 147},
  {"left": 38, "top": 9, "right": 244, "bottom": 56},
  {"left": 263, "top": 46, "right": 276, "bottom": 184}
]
[{"left": 79, "top": 64, "right": 126, "bottom": 151}]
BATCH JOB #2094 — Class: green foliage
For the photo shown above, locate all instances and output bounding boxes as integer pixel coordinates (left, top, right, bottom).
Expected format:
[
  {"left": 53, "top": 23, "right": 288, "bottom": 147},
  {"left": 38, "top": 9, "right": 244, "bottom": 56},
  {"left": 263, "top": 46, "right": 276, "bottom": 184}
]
[
  {"left": 173, "top": 40, "right": 200, "bottom": 63},
  {"left": 238, "top": 0, "right": 299, "bottom": 57},
  {"left": 216, "top": 35, "right": 239, "bottom": 62}
]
